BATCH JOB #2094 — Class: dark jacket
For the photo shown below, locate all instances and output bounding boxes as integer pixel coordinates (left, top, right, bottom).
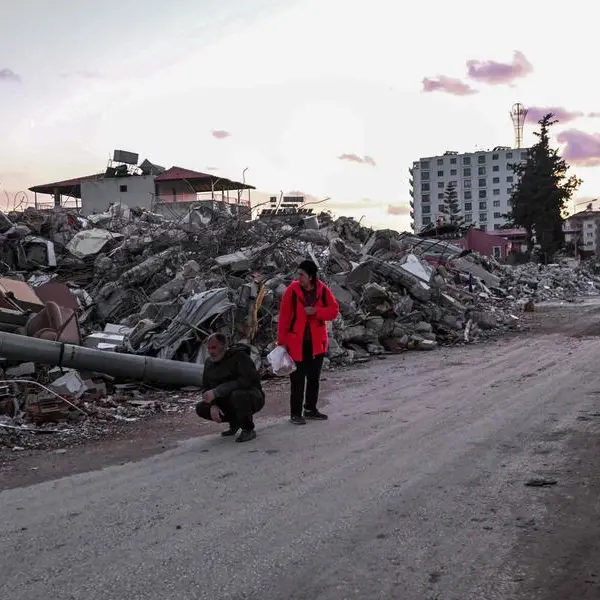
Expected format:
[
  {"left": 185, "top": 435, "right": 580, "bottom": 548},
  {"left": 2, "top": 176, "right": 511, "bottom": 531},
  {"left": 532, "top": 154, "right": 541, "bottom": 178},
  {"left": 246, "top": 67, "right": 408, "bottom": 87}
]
[{"left": 202, "top": 344, "right": 264, "bottom": 399}]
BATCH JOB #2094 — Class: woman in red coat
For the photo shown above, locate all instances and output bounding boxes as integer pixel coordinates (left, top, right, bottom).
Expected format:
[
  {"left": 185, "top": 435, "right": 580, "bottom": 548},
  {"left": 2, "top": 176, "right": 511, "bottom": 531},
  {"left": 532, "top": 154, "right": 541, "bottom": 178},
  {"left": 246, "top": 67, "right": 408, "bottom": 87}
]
[{"left": 277, "top": 260, "right": 339, "bottom": 425}]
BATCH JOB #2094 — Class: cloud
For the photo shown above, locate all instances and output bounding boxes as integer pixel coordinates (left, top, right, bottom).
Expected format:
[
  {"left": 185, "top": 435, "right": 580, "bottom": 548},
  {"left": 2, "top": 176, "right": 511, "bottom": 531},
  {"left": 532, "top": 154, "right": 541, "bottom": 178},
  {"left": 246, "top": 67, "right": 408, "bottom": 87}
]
[
  {"left": 589, "top": 112, "right": 600, "bottom": 118},
  {"left": 557, "top": 129, "right": 600, "bottom": 166},
  {"left": 211, "top": 129, "right": 231, "bottom": 139},
  {"left": 60, "top": 70, "right": 102, "bottom": 79},
  {"left": 337, "top": 153, "right": 377, "bottom": 166},
  {"left": 466, "top": 51, "right": 532, "bottom": 85},
  {"left": 422, "top": 76, "right": 477, "bottom": 96},
  {"left": 387, "top": 204, "right": 410, "bottom": 216},
  {"left": 526, "top": 106, "right": 583, "bottom": 124},
  {"left": 0, "top": 68, "right": 21, "bottom": 83}
]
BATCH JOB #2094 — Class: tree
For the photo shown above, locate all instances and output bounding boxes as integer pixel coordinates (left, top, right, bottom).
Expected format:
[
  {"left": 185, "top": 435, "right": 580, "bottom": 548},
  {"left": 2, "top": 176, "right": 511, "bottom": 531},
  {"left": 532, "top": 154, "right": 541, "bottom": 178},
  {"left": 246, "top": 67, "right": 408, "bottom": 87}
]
[
  {"left": 440, "top": 182, "right": 465, "bottom": 229},
  {"left": 508, "top": 113, "right": 582, "bottom": 260}
]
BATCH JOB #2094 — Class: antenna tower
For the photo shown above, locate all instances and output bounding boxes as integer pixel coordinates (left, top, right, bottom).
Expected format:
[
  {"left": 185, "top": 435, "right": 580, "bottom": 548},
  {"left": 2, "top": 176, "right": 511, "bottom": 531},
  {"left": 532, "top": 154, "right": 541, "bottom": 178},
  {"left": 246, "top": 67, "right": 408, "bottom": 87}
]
[{"left": 510, "top": 103, "right": 527, "bottom": 148}]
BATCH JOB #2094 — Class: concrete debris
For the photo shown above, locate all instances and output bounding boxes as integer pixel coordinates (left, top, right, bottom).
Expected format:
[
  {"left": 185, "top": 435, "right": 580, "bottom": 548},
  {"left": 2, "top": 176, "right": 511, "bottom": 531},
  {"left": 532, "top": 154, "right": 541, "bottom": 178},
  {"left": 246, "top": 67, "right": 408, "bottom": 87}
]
[{"left": 1, "top": 202, "right": 599, "bottom": 448}]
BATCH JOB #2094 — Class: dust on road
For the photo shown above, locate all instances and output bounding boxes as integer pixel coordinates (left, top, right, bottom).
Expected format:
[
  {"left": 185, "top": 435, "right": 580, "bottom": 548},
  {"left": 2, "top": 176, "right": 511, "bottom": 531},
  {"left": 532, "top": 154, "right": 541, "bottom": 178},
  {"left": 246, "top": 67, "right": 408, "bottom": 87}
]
[{"left": 1, "top": 304, "right": 600, "bottom": 600}]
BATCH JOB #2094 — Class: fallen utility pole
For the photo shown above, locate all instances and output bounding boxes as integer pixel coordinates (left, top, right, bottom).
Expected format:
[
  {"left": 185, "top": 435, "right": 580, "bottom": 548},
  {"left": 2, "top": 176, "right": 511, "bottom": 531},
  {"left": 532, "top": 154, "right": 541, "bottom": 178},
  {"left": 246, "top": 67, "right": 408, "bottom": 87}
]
[{"left": 0, "top": 331, "right": 203, "bottom": 387}]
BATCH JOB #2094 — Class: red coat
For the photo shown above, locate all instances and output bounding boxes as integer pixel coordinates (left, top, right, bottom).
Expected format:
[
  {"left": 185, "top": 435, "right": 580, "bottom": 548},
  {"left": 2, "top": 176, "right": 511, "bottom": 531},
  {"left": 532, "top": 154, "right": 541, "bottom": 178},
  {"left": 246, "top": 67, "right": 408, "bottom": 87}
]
[{"left": 277, "top": 280, "right": 339, "bottom": 362}]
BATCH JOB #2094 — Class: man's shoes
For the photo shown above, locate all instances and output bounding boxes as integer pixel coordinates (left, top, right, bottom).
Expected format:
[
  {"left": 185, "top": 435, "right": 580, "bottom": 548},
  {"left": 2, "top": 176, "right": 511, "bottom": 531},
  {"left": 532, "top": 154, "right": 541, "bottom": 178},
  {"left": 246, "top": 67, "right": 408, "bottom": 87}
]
[
  {"left": 290, "top": 415, "right": 307, "bottom": 425},
  {"left": 236, "top": 429, "right": 257, "bottom": 443},
  {"left": 304, "top": 409, "right": 328, "bottom": 420},
  {"left": 221, "top": 425, "right": 240, "bottom": 437}
]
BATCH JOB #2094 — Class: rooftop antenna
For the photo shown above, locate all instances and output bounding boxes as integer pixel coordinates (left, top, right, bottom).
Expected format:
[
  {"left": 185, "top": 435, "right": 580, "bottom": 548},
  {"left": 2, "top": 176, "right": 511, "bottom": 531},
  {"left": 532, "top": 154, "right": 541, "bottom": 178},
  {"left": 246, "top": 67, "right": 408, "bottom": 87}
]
[{"left": 510, "top": 103, "right": 527, "bottom": 149}]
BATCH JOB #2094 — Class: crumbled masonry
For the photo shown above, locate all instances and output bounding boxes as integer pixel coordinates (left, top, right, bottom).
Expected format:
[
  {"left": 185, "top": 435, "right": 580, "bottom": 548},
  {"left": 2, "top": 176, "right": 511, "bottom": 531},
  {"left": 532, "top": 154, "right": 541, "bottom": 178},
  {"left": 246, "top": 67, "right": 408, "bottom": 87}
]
[{"left": 1, "top": 203, "right": 599, "bottom": 449}]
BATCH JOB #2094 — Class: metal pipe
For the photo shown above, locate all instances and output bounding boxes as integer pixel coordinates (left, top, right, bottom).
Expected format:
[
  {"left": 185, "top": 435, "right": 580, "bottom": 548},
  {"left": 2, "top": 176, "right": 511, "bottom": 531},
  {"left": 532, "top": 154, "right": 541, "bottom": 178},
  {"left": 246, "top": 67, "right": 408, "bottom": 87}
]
[{"left": 0, "top": 332, "right": 203, "bottom": 387}]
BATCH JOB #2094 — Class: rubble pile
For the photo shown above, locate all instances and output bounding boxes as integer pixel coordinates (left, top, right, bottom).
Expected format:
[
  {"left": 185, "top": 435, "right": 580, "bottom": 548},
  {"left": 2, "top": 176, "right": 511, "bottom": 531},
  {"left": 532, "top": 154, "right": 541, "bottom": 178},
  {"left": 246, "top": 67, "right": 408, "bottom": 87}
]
[
  {"left": 496, "top": 262, "right": 600, "bottom": 303},
  {"left": 1, "top": 202, "right": 598, "bottom": 446}
]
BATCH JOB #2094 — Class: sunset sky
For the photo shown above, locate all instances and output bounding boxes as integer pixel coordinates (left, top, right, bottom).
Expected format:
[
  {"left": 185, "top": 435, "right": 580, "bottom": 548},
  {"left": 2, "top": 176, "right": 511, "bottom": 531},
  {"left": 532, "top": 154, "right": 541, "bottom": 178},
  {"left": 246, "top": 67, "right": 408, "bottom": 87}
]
[{"left": 1, "top": 0, "right": 599, "bottom": 229}]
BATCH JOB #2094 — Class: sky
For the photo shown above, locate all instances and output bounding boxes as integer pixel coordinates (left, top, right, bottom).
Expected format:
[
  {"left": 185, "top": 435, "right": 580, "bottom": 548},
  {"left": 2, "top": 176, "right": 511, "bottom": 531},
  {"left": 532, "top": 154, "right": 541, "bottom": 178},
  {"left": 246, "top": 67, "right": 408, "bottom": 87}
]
[{"left": 2, "top": 0, "right": 600, "bottom": 229}]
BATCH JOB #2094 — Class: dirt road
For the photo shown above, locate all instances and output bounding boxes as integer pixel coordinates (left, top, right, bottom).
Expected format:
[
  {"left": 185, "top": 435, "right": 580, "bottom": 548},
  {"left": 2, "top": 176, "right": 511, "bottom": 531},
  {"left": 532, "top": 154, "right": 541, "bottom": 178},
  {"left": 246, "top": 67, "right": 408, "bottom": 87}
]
[{"left": 1, "top": 303, "right": 600, "bottom": 599}]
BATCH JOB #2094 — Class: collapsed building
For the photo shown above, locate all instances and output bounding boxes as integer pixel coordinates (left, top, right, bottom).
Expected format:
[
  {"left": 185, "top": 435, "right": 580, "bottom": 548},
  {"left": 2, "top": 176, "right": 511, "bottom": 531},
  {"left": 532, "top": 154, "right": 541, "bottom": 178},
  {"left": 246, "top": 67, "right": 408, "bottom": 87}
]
[{"left": 1, "top": 195, "right": 599, "bottom": 447}]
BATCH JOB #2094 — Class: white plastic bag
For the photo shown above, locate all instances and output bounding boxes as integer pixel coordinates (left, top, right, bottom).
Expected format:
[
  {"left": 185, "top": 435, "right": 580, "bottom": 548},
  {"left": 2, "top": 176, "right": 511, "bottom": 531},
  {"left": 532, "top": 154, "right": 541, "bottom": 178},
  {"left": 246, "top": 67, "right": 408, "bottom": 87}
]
[{"left": 267, "top": 345, "right": 297, "bottom": 376}]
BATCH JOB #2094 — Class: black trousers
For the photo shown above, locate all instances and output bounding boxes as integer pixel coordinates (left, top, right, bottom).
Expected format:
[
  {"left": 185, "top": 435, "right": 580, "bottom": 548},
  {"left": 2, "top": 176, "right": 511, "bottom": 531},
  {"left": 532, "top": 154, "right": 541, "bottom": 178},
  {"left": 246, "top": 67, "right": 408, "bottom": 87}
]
[
  {"left": 289, "top": 340, "right": 324, "bottom": 417},
  {"left": 196, "top": 388, "right": 265, "bottom": 431}
]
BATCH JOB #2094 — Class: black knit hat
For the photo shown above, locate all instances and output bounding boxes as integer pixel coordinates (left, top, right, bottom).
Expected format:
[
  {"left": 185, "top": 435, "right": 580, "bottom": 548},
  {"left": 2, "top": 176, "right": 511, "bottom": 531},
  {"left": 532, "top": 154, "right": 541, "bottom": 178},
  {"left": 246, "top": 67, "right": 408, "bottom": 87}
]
[{"left": 298, "top": 259, "right": 318, "bottom": 280}]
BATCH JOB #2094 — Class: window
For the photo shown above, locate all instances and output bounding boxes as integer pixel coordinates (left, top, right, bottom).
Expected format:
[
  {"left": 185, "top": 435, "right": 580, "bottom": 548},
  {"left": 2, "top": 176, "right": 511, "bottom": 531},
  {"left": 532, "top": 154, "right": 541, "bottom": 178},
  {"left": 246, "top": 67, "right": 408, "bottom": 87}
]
[
  {"left": 464, "top": 202, "right": 472, "bottom": 210},
  {"left": 479, "top": 178, "right": 486, "bottom": 187},
  {"left": 463, "top": 156, "right": 471, "bottom": 165},
  {"left": 493, "top": 246, "right": 502, "bottom": 259},
  {"left": 464, "top": 193, "right": 472, "bottom": 201},
  {"left": 506, "top": 152, "right": 513, "bottom": 159},
  {"left": 493, "top": 177, "right": 500, "bottom": 184},
  {"left": 493, "top": 165, "right": 499, "bottom": 172},
  {"left": 422, "top": 194, "right": 430, "bottom": 203},
  {"left": 119, "top": 184, "right": 128, "bottom": 193},
  {"left": 464, "top": 179, "right": 472, "bottom": 188},
  {"left": 479, "top": 201, "right": 487, "bottom": 210},
  {"left": 422, "top": 183, "right": 430, "bottom": 191},
  {"left": 422, "top": 205, "right": 431, "bottom": 214},
  {"left": 463, "top": 168, "right": 471, "bottom": 177},
  {"left": 464, "top": 213, "right": 472, "bottom": 222},
  {"left": 494, "top": 224, "right": 502, "bottom": 231},
  {"left": 437, "top": 158, "right": 444, "bottom": 166},
  {"left": 480, "top": 224, "right": 487, "bottom": 232},
  {"left": 507, "top": 176, "right": 513, "bottom": 182},
  {"left": 421, "top": 160, "right": 430, "bottom": 168},
  {"left": 438, "top": 204, "right": 445, "bottom": 212},
  {"left": 478, "top": 166, "right": 486, "bottom": 175},
  {"left": 449, "top": 180, "right": 457, "bottom": 186},
  {"left": 438, "top": 182, "right": 445, "bottom": 188},
  {"left": 478, "top": 155, "right": 486, "bottom": 164},
  {"left": 587, "top": 222, "right": 594, "bottom": 228},
  {"left": 493, "top": 189, "right": 500, "bottom": 196},
  {"left": 450, "top": 169, "right": 457, "bottom": 175},
  {"left": 493, "top": 200, "right": 501, "bottom": 207},
  {"left": 438, "top": 193, "right": 444, "bottom": 199},
  {"left": 479, "top": 213, "right": 488, "bottom": 222},
  {"left": 421, "top": 171, "right": 430, "bottom": 180},
  {"left": 479, "top": 190, "right": 487, "bottom": 199},
  {"left": 494, "top": 212, "right": 502, "bottom": 218},
  {"left": 437, "top": 170, "right": 444, "bottom": 177},
  {"left": 422, "top": 216, "right": 431, "bottom": 224},
  {"left": 520, "top": 152, "right": 527, "bottom": 159},
  {"left": 492, "top": 153, "right": 499, "bottom": 160}
]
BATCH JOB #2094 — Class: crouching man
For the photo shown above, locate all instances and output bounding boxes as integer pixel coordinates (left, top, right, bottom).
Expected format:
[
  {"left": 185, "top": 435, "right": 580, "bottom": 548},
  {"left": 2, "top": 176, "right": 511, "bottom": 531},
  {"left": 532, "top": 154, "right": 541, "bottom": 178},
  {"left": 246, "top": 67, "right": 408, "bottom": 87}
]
[{"left": 195, "top": 333, "right": 265, "bottom": 443}]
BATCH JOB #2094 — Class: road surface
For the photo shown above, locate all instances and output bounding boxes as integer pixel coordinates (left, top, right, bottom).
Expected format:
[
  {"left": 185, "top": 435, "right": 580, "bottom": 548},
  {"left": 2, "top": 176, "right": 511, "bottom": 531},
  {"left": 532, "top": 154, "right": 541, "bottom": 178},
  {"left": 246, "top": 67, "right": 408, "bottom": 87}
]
[{"left": 2, "top": 304, "right": 600, "bottom": 599}]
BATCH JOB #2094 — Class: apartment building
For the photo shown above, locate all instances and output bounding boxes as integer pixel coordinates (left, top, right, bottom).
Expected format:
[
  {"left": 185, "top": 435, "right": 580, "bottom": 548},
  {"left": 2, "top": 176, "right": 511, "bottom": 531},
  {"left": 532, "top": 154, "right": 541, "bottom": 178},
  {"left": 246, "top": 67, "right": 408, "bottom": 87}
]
[
  {"left": 563, "top": 207, "right": 600, "bottom": 257},
  {"left": 409, "top": 147, "right": 529, "bottom": 233}
]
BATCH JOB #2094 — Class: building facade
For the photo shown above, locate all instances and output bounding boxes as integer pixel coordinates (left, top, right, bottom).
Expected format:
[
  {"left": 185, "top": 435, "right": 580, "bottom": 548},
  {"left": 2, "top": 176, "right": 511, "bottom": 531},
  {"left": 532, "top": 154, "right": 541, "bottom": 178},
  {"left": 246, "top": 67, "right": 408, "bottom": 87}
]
[
  {"left": 29, "top": 164, "right": 254, "bottom": 221},
  {"left": 409, "top": 147, "right": 529, "bottom": 233},
  {"left": 563, "top": 207, "right": 600, "bottom": 257}
]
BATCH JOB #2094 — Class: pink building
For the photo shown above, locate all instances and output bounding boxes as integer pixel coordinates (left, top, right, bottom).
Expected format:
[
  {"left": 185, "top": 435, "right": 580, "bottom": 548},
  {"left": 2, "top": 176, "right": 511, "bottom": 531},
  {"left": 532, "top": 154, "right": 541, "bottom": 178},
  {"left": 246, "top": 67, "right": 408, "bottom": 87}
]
[{"left": 457, "top": 228, "right": 512, "bottom": 259}]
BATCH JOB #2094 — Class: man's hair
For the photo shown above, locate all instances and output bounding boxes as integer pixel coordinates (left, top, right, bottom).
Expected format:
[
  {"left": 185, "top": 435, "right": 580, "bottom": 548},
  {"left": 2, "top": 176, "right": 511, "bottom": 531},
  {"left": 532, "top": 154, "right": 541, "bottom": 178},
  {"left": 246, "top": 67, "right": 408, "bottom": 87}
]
[{"left": 207, "top": 332, "right": 228, "bottom": 347}]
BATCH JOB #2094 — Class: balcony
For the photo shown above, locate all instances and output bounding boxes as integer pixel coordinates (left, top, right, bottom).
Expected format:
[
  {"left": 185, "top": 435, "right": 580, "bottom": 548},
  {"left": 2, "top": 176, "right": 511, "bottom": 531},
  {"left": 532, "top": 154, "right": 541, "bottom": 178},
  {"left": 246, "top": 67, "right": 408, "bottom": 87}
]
[
  {"left": 410, "top": 211, "right": 414, "bottom": 219},
  {"left": 410, "top": 200, "right": 414, "bottom": 209},
  {"left": 409, "top": 167, "right": 414, "bottom": 177},
  {"left": 409, "top": 189, "right": 414, "bottom": 198},
  {"left": 409, "top": 178, "right": 413, "bottom": 188}
]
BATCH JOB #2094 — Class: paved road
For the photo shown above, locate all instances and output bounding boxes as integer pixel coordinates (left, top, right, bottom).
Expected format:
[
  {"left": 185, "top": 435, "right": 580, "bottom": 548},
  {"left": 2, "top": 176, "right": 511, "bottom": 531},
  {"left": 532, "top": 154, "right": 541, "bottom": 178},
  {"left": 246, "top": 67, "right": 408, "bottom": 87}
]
[{"left": 2, "top": 317, "right": 600, "bottom": 599}]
